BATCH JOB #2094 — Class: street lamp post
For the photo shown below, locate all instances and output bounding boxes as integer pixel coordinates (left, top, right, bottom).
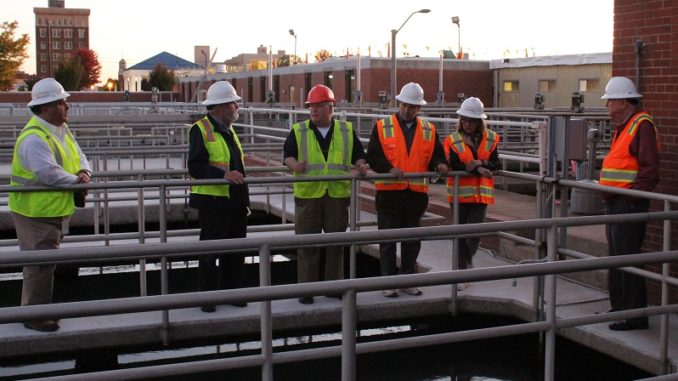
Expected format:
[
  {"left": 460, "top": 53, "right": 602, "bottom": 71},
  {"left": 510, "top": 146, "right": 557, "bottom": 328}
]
[
  {"left": 391, "top": 9, "right": 430, "bottom": 107},
  {"left": 289, "top": 29, "right": 297, "bottom": 64},
  {"left": 452, "top": 16, "right": 461, "bottom": 59}
]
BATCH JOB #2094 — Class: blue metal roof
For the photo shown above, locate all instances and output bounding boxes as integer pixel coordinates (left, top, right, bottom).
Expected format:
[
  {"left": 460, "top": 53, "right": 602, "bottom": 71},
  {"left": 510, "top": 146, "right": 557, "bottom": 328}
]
[{"left": 127, "top": 51, "right": 202, "bottom": 71}]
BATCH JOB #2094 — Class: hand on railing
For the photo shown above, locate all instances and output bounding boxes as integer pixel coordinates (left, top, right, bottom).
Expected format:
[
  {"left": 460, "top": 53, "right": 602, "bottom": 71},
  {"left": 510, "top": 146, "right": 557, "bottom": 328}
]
[{"left": 224, "top": 170, "right": 245, "bottom": 184}]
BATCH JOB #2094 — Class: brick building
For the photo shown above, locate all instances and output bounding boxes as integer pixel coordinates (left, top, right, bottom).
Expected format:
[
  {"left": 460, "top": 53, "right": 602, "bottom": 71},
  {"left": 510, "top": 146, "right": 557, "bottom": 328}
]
[
  {"left": 178, "top": 56, "right": 493, "bottom": 108},
  {"left": 33, "top": 0, "right": 90, "bottom": 79},
  {"left": 613, "top": 1, "right": 678, "bottom": 301}
]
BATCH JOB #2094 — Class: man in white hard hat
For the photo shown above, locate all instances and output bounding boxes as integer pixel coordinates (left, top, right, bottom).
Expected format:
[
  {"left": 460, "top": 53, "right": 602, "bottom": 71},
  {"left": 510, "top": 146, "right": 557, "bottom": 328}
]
[
  {"left": 443, "top": 97, "right": 500, "bottom": 279},
  {"left": 283, "top": 85, "right": 368, "bottom": 304},
  {"left": 9, "top": 78, "right": 92, "bottom": 332},
  {"left": 599, "top": 76, "right": 660, "bottom": 331},
  {"left": 188, "top": 81, "right": 249, "bottom": 312},
  {"left": 366, "top": 82, "right": 448, "bottom": 297}
]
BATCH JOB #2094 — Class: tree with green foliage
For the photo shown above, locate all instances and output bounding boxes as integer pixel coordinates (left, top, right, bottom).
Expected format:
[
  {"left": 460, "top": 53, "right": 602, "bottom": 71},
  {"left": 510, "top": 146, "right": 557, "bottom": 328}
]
[
  {"left": 147, "top": 64, "right": 176, "bottom": 91},
  {"left": 0, "top": 21, "right": 30, "bottom": 89},
  {"left": 54, "top": 57, "right": 84, "bottom": 91},
  {"left": 75, "top": 49, "right": 101, "bottom": 89}
]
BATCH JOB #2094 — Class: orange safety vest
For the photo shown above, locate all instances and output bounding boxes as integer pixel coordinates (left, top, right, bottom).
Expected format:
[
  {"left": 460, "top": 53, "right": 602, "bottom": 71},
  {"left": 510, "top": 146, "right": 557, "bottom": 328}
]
[
  {"left": 599, "top": 111, "right": 659, "bottom": 189},
  {"left": 443, "top": 129, "right": 499, "bottom": 204},
  {"left": 374, "top": 114, "right": 436, "bottom": 193}
]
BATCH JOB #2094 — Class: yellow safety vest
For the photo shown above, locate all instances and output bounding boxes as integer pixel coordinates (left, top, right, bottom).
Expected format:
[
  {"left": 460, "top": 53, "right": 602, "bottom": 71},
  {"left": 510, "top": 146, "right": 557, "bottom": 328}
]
[
  {"left": 9, "top": 116, "right": 81, "bottom": 217},
  {"left": 292, "top": 119, "right": 353, "bottom": 199},
  {"left": 190, "top": 116, "right": 244, "bottom": 197}
]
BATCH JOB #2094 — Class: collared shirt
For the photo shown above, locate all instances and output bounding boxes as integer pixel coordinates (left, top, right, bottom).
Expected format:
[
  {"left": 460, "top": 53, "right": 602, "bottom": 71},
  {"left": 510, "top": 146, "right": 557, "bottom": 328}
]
[{"left": 17, "top": 115, "right": 90, "bottom": 187}]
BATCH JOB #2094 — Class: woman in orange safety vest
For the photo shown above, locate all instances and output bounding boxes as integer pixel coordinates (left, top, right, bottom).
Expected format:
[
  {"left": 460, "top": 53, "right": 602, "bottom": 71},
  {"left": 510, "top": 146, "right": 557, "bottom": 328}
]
[{"left": 443, "top": 97, "right": 500, "bottom": 271}]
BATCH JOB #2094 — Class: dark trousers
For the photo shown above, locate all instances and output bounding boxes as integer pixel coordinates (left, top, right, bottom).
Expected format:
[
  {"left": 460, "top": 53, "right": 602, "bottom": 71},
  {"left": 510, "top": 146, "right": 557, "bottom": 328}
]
[
  {"left": 453, "top": 203, "right": 488, "bottom": 270},
  {"left": 295, "top": 194, "right": 349, "bottom": 283},
  {"left": 197, "top": 208, "right": 248, "bottom": 292},
  {"left": 605, "top": 197, "right": 648, "bottom": 323},
  {"left": 376, "top": 190, "right": 428, "bottom": 276}
]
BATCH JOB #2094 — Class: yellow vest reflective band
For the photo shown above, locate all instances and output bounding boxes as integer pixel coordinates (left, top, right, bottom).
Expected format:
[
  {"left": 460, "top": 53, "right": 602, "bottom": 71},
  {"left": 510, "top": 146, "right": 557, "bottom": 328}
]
[
  {"left": 374, "top": 115, "right": 436, "bottom": 193},
  {"left": 600, "top": 112, "right": 659, "bottom": 188},
  {"left": 9, "top": 117, "right": 80, "bottom": 217},
  {"left": 443, "top": 129, "right": 500, "bottom": 204},
  {"left": 190, "top": 116, "right": 244, "bottom": 197},
  {"left": 292, "top": 119, "right": 353, "bottom": 199}
]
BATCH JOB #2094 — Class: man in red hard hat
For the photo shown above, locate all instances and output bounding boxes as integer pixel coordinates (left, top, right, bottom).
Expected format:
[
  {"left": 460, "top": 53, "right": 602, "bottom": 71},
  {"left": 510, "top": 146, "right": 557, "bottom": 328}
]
[{"left": 283, "top": 85, "right": 368, "bottom": 304}]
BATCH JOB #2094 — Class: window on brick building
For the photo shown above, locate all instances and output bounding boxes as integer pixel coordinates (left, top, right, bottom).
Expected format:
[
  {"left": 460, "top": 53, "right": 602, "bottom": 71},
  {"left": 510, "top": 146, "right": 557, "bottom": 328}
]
[
  {"left": 39, "top": 28, "right": 46, "bottom": 38},
  {"left": 539, "top": 80, "right": 555, "bottom": 92},
  {"left": 64, "top": 29, "right": 72, "bottom": 38},
  {"left": 503, "top": 80, "right": 519, "bottom": 92},
  {"left": 64, "top": 41, "right": 72, "bottom": 50},
  {"left": 52, "top": 41, "right": 60, "bottom": 50},
  {"left": 40, "top": 41, "right": 47, "bottom": 50},
  {"left": 79, "top": 42, "right": 85, "bottom": 49},
  {"left": 579, "top": 79, "right": 600, "bottom": 92},
  {"left": 323, "top": 72, "right": 333, "bottom": 88},
  {"left": 40, "top": 65, "right": 47, "bottom": 73},
  {"left": 40, "top": 53, "right": 47, "bottom": 61},
  {"left": 51, "top": 28, "right": 60, "bottom": 38},
  {"left": 78, "top": 29, "right": 85, "bottom": 39}
]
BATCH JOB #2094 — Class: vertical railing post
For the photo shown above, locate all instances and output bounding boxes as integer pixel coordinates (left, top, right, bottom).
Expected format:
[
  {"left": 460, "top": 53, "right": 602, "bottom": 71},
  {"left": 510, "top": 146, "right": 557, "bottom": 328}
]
[
  {"left": 158, "top": 184, "right": 170, "bottom": 346},
  {"left": 543, "top": 225, "right": 557, "bottom": 381},
  {"left": 660, "top": 200, "right": 671, "bottom": 373},
  {"left": 449, "top": 175, "right": 460, "bottom": 316},
  {"left": 341, "top": 288, "right": 357, "bottom": 381},
  {"left": 259, "top": 244, "right": 273, "bottom": 381},
  {"left": 349, "top": 177, "right": 358, "bottom": 279},
  {"left": 138, "top": 175, "right": 147, "bottom": 297}
]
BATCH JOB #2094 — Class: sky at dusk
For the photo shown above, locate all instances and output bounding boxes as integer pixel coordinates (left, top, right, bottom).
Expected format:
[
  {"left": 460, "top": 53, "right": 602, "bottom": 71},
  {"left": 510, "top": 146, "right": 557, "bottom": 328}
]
[{"left": 4, "top": 0, "right": 614, "bottom": 84}]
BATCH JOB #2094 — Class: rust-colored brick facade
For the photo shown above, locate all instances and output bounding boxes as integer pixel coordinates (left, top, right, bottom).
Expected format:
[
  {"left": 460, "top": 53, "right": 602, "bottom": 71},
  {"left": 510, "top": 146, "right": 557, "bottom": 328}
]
[{"left": 613, "top": 0, "right": 678, "bottom": 302}]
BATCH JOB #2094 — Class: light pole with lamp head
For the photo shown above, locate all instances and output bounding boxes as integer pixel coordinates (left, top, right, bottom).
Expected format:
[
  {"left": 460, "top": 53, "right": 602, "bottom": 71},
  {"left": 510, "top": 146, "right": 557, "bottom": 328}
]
[
  {"left": 289, "top": 29, "right": 297, "bottom": 64},
  {"left": 452, "top": 16, "right": 461, "bottom": 59},
  {"left": 391, "top": 9, "right": 430, "bottom": 106}
]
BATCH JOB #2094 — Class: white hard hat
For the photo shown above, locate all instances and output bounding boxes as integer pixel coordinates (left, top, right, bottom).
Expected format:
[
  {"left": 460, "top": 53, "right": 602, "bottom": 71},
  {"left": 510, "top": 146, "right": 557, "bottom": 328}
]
[
  {"left": 27, "top": 78, "right": 70, "bottom": 107},
  {"left": 396, "top": 82, "right": 427, "bottom": 106},
  {"left": 457, "top": 97, "right": 487, "bottom": 119},
  {"left": 601, "top": 76, "right": 642, "bottom": 99},
  {"left": 202, "top": 81, "right": 241, "bottom": 106}
]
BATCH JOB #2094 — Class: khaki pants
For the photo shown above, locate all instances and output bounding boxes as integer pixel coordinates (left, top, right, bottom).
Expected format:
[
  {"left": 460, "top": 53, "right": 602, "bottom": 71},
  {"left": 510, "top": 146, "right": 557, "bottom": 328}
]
[
  {"left": 12, "top": 212, "right": 67, "bottom": 306},
  {"left": 295, "top": 194, "right": 349, "bottom": 283}
]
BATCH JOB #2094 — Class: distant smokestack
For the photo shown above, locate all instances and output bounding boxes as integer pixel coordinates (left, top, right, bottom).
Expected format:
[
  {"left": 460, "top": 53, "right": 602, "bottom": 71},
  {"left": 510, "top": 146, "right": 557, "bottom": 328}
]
[{"left": 48, "top": 0, "right": 65, "bottom": 8}]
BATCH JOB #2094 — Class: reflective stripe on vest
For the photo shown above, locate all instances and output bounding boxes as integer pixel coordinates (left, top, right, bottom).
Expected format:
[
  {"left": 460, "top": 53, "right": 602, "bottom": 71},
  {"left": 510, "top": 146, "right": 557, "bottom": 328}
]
[
  {"left": 443, "top": 129, "right": 499, "bottom": 204},
  {"left": 293, "top": 120, "right": 353, "bottom": 198},
  {"left": 374, "top": 115, "right": 436, "bottom": 193},
  {"left": 599, "top": 112, "right": 659, "bottom": 188},
  {"left": 190, "top": 117, "right": 244, "bottom": 197},
  {"left": 9, "top": 117, "right": 80, "bottom": 217}
]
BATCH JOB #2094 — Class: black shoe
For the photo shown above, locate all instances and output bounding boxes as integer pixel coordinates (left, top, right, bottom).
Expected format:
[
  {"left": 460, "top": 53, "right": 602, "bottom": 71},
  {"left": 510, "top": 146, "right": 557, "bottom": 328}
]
[
  {"left": 595, "top": 307, "right": 617, "bottom": 315},
  {"left": 230, "top": 302, "right": 248, "bottom": 307},
  {"left": 298, "top": 297, "right": 314, "bottom": 304},
  {"left": 608, "top": 320, "right": 649, "bottom": 331},
  {"left": 24, "top": 320, "right": 60, "bottom": 332},
  {"left": 201, "top": 305, "right": 216, "bottom": 313}
]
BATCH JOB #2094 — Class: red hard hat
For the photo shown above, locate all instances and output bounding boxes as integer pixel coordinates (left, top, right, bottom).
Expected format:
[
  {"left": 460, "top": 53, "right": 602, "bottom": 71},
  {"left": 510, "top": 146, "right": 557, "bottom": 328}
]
[{"left": 306, "top": 85, "right": 335, "bottom": 105}]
